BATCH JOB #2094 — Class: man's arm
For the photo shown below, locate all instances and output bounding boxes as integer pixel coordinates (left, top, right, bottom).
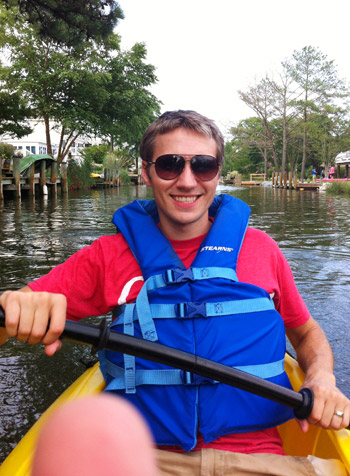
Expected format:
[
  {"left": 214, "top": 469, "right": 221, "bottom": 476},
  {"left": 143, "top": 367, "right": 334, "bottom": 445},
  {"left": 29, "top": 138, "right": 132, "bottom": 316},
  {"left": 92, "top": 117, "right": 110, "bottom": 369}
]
[
  {"left": 286, "top": 316, "right": 350, "bottom": 431},
  {"left": 0, "top": 287, "right": 66, "bottom": 356}
]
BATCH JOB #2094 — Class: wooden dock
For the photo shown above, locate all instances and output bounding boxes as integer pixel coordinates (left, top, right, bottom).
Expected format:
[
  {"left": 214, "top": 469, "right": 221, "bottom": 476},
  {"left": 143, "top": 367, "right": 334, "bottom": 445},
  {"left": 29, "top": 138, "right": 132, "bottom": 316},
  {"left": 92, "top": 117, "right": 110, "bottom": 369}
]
[
  {"left": 241, "top": 174, "right": 266, "bottom": 187},
  {"left": 271, "top": 172, "right": 321, "bottom": 191},
  {"left": 1, "top": 156, "right": 68, "bottom": 200},
  {"left": 241, "top": 173, "right": 267, "bottom": 186},
  {"left": 224, "top": 171, "right": 322, "bottom": 191},
  {"left": 224, "top": 173, "right": 266, "bottom": 187},
  {"left": 91, "top": 170, "right": 144, "bottom": 188},
  {"left": 294, "top": 183, "right": 321, "bottom": 191}
]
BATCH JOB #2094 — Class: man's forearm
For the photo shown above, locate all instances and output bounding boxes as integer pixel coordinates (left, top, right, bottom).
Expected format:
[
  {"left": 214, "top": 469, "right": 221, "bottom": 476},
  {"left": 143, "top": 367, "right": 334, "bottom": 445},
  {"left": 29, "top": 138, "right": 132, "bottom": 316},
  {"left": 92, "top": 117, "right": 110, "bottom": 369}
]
[{"left": 287, "top": 317, "right": 334, "bottom": 380}]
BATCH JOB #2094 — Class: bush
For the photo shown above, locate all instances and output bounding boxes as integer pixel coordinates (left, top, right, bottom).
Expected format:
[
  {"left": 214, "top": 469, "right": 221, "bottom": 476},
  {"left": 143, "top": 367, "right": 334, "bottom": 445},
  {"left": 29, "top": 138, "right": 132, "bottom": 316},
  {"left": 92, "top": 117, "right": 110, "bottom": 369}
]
[
  {"left": 119, "top": 168, "right": 131, "bottom": 184},
  {"left": 67, "top": 157, "right": 94, "bottom": 190},
  {"left": 0, "top": 142, "right": 15, "bottom": 160},
  {"left": 81, "top": 144, "right": 109, "bottom": 164},
  {"left": 326, "top": 182, "right": 350, "bottom": 196}
]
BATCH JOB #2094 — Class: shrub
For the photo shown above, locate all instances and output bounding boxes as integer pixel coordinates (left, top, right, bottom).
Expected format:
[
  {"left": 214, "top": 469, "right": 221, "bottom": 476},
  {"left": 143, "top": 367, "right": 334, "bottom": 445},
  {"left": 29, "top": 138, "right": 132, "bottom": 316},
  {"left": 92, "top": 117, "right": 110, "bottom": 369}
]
[
  {"left": 0, "top": 142, "right": 15, "bottom": 160},
  {"left": 119, "top": 168, "right": 131, "bottom": 184},
  {"left": 81, "top": 144, "right": 109, "bottom": 164},
  {"left": 67, "top": 157, "right": 94, "bottom": 190},
  {"left": 326, "top": 182, "right": 350, "bottom": 196}
]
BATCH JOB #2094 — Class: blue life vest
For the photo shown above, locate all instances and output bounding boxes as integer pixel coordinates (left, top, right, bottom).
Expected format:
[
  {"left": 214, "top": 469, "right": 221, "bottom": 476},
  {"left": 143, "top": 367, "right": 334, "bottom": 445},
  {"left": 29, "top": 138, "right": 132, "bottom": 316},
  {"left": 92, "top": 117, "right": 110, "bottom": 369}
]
[{"left": 99, "top": 194, "right": 294, "bottom": 451}]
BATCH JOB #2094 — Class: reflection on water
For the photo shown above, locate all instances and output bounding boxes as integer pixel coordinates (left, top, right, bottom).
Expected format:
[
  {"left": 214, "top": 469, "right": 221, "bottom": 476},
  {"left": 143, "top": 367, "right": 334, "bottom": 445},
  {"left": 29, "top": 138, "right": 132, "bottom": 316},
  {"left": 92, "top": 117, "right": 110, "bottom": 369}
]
[{"left": 0, "top": 185, "right": 350, "bottom": 462}]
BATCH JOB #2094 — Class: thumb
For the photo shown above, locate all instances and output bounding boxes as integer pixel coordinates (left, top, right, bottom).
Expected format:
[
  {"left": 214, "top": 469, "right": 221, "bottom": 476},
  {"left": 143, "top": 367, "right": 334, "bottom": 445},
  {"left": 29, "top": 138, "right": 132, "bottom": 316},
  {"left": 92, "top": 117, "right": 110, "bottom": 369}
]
[
  {"left": 44, "top": 339, "right": 63, "bottom": 357},
  {"left": 297, "top": 418, "right": 310, "bottom": 433}
]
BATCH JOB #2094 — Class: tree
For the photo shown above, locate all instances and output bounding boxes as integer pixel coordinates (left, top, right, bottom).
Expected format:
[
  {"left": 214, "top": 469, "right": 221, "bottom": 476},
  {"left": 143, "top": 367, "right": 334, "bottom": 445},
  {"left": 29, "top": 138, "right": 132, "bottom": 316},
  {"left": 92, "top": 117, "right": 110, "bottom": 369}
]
[
  {"left": 238, "top": 78, "right": 280, "bottom": 173},
  {"left": 227, "top": 118, "right": 268, "bottom": 176},
  {"left": 0, "top": 90, "right": 32, "bottom": 137},
  {"left": 267, "top": 63, "right": 300, "bottom": 176},
  {"left": 97, "top": 42, "right": 161, "bottom": 165},
  {"left": 287, "top": 46, "right": 348, "bottom": 181},
  {"left": 0, "top": 8, "right": 160, "bottom": 165},
  {"left": 2, "top": 0, "right": 124, "bottom": 46},
  {"left": 81, "top": 144, "right": 110, "bottom": 165}
]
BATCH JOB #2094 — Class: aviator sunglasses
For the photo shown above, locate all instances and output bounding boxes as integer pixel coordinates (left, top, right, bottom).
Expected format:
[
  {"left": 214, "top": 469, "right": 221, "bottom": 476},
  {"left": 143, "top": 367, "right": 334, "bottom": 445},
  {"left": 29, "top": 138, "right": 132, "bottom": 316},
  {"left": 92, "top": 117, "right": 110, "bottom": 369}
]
[{"left": 148, "top": 154, "right": 220, "bottom": 181}]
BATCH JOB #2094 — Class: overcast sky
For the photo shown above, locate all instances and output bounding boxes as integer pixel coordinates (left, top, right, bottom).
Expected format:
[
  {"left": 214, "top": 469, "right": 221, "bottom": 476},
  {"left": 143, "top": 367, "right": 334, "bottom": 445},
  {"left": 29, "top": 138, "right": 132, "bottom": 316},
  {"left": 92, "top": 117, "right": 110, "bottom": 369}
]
[{"left": 117, "top": 0, "right": 350, "bottom": 134}]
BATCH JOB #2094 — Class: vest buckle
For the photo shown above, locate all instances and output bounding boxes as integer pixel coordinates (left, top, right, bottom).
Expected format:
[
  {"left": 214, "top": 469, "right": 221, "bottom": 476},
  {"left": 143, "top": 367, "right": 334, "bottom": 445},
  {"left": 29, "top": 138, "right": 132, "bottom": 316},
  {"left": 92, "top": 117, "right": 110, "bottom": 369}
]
[
  {"left": 176, "top": 302, "right": 207, "bottom": 319},
  {"left": 164, "top": 268, "right": 194, "bottom": 284}
]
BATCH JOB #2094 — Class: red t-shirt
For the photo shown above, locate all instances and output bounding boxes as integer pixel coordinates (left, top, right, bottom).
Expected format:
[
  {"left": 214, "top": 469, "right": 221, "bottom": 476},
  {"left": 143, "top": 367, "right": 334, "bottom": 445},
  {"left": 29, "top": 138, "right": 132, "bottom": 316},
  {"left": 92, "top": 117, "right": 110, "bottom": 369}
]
[{"left": 29, "top": 227, "right": 310, "bottom": 455}]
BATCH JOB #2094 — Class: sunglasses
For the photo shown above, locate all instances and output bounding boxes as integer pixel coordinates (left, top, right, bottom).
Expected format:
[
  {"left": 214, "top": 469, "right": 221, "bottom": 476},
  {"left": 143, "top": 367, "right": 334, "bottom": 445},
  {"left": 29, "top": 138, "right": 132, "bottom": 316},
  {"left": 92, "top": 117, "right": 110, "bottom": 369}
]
[{"left": 148, "top": 154, "right": 220, "bottom": 181}]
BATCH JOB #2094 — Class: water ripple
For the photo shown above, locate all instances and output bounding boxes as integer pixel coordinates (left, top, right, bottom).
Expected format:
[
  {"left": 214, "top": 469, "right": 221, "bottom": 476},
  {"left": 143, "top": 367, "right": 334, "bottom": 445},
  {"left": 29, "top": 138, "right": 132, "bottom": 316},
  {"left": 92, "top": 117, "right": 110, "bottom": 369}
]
[{"left": 0, "top": 186, "right": 349, "bottom": 463}]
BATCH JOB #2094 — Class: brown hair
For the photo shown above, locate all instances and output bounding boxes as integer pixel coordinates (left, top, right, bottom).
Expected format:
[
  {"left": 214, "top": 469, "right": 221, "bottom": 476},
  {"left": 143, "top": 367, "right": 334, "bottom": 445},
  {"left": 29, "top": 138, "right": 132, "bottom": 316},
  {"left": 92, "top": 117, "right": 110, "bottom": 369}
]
[{"left": 139, "top": 110, "right": 225, "bottom": 164}]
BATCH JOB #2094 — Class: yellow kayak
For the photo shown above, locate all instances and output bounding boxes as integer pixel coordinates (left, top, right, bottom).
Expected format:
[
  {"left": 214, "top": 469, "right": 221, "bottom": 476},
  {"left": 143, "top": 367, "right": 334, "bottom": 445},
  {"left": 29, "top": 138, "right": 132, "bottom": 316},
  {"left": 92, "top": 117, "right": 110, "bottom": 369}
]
[{"left": 0, "top": 354, "right": 349, "bottom": 475}]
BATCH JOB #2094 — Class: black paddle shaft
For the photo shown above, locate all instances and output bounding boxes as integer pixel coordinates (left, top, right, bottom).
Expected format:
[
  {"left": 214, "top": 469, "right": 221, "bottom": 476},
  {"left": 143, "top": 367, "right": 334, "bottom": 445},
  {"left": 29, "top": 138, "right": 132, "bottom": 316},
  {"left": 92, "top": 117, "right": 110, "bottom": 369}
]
[{"left": 0, "top": 308, "right": 313, "bottom": 420}]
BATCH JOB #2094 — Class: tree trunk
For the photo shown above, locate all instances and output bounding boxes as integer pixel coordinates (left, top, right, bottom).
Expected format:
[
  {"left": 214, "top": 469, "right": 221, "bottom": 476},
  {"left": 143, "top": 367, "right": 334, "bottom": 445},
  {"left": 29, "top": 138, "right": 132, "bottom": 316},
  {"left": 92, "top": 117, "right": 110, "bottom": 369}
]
[
  {"left": 44, "top": 115, "right": 52, "bottom": 156},
  {"left": 263, "top": 118, "right": 280, "bottom": 173},
  {"left": 301, "top": 125, "right": 307, "bottom": 182},
  {"left": 300, "top": 93, "right": 308, "bottom": 182},
  {"left": 281, "top": 102, "right": 287, "bottom": 176}
]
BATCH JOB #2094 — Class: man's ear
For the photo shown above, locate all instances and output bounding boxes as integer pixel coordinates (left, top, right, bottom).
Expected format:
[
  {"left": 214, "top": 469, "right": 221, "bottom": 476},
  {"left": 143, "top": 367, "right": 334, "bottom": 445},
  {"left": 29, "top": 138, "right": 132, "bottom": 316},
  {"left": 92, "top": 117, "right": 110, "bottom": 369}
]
[{"left": 141, "top": 161, "right": 152, "bottom": 186}]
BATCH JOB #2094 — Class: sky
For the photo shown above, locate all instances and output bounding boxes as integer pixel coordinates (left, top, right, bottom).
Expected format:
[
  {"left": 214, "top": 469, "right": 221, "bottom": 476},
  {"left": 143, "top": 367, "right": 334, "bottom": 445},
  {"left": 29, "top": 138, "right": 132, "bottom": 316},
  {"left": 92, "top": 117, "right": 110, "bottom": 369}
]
[{"left": 116, "top": 0, "right": 350, "bottom": 135}]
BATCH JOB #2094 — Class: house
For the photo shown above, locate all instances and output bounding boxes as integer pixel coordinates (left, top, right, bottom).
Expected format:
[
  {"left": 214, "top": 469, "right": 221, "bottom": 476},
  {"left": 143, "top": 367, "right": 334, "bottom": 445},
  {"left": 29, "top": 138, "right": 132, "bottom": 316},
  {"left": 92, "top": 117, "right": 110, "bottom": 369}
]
[{"left": 0, "top": 119, "right": 101, "bottom": 162}]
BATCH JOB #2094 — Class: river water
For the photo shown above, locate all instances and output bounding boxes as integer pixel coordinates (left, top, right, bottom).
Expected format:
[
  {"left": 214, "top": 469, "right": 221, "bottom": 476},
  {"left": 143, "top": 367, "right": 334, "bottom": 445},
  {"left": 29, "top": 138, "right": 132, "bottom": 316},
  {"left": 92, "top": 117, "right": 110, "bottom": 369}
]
[{"left": 0, "top": 184, "right": 349, "bottom": 463}]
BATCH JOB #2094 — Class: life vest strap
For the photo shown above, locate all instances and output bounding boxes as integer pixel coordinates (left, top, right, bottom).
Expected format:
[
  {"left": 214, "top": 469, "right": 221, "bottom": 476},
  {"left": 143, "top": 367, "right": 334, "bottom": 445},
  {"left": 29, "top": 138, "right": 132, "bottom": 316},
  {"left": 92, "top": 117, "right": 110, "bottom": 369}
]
[
  {"left": 135, "top": 281, "right": 158, "bottom": 342},
  {"left": 115, "top": 297, "right": 275, "bottom": 324},
  {"left": 123, "top": 304, "right": 136, "bottom": 394},
  {"left": 103, "top": 358, "right": 286, "bottom": 392},
  {"left": 163, "top": 267, "right": 238, "bottom": 285},
  {"left": 144, "top": 267, "right": 238, "bottom": 292},
  {"left": 120, "top": 267, "right": 240, "bottom": 339}
]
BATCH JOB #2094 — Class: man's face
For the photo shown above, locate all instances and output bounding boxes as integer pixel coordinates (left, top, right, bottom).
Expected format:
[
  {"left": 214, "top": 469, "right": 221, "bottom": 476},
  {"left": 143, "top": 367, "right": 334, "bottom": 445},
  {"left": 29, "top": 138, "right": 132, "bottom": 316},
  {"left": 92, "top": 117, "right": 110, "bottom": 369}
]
[{"left": 142, "top": 127, "right": 220, "bottom": 240}]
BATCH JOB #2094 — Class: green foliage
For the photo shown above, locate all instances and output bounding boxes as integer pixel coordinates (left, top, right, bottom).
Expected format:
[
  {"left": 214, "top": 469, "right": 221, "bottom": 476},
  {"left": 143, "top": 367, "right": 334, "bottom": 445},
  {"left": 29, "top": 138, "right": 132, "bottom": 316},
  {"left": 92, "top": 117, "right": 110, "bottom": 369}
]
[
  {"left": 0, "top": 90, "right": 33, "bottom": 137},
  {"left": 103, "top": 149, "right": 134, "bottom": 172},
  {"left": 97, "top": 42, "right": 161, "bottom": 154},
  {"left": 81, "top": 144, "right": 109, "bottom": 164},
  {"left": 0, "top": 7, "right": 160, "bottom": 166},
  {"left": 0, "top": 141, "right": 14, "bottom": 160},
  {"left": 326, "top": 182, "right": 350, "bottom": 196},
  {"left": 233, "top": 46, "right": 350, "bottom": 180},
  {"left": 2, "top": 0, "right": 124, "bottom": 46},
  {"left": 225, "top": 119, "right": 269, "bottom": 178},
  {"left": 67, "top": 157, "right": 94, "bottom": 190},
  {"left": 285, "top": 46, "right": 348, "bottom": 180},
  {"left": 119, "top": 168, "right": 131, "bottom": 184}
]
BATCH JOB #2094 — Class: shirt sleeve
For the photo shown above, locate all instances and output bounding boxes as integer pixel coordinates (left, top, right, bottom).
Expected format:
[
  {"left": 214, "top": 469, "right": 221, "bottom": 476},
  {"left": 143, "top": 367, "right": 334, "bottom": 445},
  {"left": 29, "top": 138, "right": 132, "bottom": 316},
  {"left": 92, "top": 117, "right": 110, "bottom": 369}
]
[
  {"left": 29, "top": 234, "right": 144, "bottom": 320},
  {"left": 29, "top": 237, "right": 115, "bottom": 320},
  {"left": 237, "top": 228, "right": 310, "bottom": 328}
]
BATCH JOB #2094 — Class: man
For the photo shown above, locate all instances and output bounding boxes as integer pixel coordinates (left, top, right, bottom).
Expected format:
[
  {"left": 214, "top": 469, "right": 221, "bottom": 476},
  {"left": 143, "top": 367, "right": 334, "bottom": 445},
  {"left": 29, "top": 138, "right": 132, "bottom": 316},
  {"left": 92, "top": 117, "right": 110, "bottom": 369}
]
[{"left": 0, "top": 111, "right": 349, "bottom": 475}]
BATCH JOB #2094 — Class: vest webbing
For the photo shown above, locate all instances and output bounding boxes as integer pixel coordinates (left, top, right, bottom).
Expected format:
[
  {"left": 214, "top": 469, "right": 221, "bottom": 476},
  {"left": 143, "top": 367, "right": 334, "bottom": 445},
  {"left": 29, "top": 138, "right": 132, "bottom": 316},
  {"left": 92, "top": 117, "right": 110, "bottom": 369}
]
[{"left": 99, "top": 194, "right": 294, "bottom": 451}]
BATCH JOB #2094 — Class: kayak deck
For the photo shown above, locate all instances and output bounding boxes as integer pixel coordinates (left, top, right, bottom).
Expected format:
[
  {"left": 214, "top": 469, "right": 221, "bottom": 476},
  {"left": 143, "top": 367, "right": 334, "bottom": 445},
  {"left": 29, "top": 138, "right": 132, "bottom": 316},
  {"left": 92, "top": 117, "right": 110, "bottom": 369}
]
[
  {"left": 0, "top": 354, "right": 349, "bottom": 475},
  {"left": 280, "top": 355, "right": 350, "bottom": 472}
]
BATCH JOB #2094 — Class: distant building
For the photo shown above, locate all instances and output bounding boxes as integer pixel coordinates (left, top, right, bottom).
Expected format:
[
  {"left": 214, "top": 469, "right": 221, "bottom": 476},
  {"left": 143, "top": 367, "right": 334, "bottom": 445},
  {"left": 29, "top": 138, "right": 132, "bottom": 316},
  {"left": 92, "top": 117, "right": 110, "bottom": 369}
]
[
  {"left": 335, "top": 151, "right": 350, "bottom": 165},
  {"left": 334, "top": 151, "right": 350, "bottom": 178},
  {"left": 0, "top": 119, "right": 102, "bottom": 162}
]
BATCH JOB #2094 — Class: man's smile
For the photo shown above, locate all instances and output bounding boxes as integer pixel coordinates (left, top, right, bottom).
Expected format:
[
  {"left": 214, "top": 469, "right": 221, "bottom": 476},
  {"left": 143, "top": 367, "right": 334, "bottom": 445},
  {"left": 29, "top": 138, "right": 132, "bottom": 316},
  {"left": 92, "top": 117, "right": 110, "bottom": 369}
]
[{"left": 172, "top": 195, "right": 199, "bottom": 203}]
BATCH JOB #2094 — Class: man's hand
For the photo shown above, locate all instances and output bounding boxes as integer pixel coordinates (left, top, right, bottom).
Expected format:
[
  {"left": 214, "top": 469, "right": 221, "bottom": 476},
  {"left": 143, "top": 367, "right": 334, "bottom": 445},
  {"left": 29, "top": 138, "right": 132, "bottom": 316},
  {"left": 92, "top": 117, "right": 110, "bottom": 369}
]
[
  {"left": 0, "top": 288, "right": 67, "bottom": 356},
  {"left": 299, "top": 368, "right": 350, "bottom": 432},
  {"left": 287, "top": 317, "right": 350, "bottom": 432}
]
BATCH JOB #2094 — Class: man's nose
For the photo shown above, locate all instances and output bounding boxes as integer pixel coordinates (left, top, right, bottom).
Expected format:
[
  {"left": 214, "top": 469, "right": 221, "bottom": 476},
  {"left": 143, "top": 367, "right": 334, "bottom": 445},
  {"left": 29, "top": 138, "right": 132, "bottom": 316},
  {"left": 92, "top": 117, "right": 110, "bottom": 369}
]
[{"left": 176, "top": 160, "right": 197, "bottom": 186}]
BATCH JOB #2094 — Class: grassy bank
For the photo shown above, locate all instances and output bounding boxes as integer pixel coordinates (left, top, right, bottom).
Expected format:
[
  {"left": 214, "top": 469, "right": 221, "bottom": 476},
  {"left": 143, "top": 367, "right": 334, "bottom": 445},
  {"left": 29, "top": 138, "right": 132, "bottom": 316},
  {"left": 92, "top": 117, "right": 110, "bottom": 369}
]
[{"left": 326, "top": 182, "right": 350, "bottom": 196}]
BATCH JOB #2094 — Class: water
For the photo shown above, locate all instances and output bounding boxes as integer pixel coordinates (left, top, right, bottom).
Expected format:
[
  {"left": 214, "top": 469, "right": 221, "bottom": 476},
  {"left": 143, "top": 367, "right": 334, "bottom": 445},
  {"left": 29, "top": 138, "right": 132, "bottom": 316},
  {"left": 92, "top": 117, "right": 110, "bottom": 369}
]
[{"left": 1, "top": 185, "right": 349, "bottom": 463}]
